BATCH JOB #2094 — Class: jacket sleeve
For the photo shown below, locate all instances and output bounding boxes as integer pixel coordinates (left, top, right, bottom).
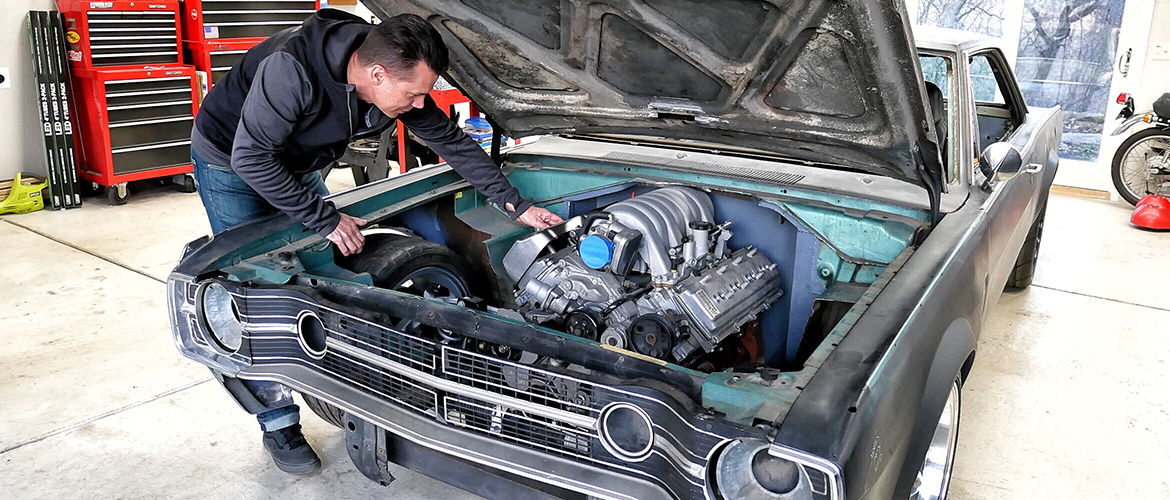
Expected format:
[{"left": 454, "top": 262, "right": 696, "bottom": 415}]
[
  {"left": 398, "top": 95, "right": 531, "bottom": 218},
  {"left": 230, "top": 52, "right": 341, "bottom": 236}
]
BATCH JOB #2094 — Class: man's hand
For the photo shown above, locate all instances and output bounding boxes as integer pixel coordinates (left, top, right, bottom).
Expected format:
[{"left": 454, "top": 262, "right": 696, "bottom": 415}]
[
  {"left": 326, "top": 214, "right": 368, "bottom": 256},
  {"left": 516, "top": 206, "right": 564, "bottom": 230}
]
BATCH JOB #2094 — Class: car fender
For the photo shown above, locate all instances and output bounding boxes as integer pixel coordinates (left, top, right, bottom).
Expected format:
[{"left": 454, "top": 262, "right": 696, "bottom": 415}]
[{"left": 891, "top": 317, "right": 976, "bottom": 498}]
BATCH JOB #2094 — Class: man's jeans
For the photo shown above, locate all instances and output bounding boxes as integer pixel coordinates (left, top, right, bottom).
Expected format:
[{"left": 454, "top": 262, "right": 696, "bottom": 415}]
[
  {"left": 191, "top": 148, "right": 329, "bottom": 432},
  {"left": 191, "top": 149, "right": 328, "bottom": 233}
]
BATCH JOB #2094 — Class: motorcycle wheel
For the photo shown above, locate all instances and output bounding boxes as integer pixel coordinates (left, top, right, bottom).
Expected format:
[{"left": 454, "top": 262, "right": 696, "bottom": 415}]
[{"left": 1112, "top": 127, "right": 1170, "bottom": 205}]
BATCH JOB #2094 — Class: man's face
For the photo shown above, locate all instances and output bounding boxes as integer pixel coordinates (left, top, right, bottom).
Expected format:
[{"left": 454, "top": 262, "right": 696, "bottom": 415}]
[{"left": 365, "top": 61, "right": 438, "bottom": 118}]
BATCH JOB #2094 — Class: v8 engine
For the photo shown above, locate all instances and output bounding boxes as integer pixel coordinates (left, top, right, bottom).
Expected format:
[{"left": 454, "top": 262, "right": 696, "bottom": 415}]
[{"left": 502, "top": 187, "right": 783, "bottom": 364}]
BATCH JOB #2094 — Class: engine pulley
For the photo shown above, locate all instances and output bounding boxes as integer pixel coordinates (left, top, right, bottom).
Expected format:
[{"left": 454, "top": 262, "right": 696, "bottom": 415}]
[
  {"left": 565, "top": 310, "right": 602, "bottom": 341},
  {"left": 629, "top": 314, "right": 676, "bottom": 360}
]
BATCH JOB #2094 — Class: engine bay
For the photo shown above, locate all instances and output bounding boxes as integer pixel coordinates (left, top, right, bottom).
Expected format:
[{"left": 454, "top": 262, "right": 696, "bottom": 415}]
[
  {"left": 212, "top": 160, "right": 930, "bottom": 378},
  {"left": 300, "top": 173, "right": 927, "bottom": 376},
  {"left": 502, "top": 187, "right": 783, "bottom": 368}
]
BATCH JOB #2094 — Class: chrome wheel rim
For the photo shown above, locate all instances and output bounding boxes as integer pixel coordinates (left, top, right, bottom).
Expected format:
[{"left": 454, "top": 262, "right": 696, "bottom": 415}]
[
  {"left": 1120, "top": 135, "right": 1170, "bottom": 201},
  {"left": 391, "top": 266, "right": 469, "bottom": 333},
  {"left": 910, "top": 379, "right": 960, "bottom": 500},
  {"left": 394, "top": 266, "right": 469, "bottom": 299}
]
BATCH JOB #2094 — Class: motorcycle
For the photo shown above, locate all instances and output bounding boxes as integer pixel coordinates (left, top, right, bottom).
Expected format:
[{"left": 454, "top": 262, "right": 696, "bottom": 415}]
[{"left": 1110, "top": 92, "right": 1170, "bottom": 206}]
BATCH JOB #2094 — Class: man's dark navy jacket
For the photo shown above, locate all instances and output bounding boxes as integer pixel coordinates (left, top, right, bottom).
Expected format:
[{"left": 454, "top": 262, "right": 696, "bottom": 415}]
[{"left": 191, "top": 9, "right": 530, "bottom": 237}]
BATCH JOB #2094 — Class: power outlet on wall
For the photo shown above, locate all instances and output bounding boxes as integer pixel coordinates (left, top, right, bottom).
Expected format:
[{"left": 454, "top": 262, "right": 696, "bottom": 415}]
[
  {"left": 1152, "top": 44, "right": 1170, "bottom": 61},
  {"left": 0, "top": 67, "right": 10, "bottom": 89}
]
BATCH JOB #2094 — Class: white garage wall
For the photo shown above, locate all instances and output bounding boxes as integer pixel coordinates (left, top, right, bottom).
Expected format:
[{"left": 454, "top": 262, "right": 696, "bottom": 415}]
[
  {"left": 0, "top": 0, "right": 58, "bottom": 183},
  {"left": 1137, "top": 0, "right": 1170, "bottom": 108}
]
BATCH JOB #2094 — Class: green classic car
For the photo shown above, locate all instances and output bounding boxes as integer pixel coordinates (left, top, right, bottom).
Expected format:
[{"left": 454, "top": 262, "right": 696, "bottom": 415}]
[{"left": 169, "top": 1, "right": 1061, "bottom": 499}]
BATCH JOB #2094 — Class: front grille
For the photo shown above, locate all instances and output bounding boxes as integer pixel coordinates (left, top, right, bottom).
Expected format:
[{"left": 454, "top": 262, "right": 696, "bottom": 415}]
[
  {"left": 177, "top": 285, "right": 733, "bottom": 500},
  {"left": 320, "top": 309, "right": 438, "bottom": 374},
  {"left": 443, "top": 347, "right": 598, "bottom": 418},
  {"left": 321, "top": 349, "right": 438, "bottom": 415},
  {"left": 443, "top": 394, "right": 593, "bottom": 458}
]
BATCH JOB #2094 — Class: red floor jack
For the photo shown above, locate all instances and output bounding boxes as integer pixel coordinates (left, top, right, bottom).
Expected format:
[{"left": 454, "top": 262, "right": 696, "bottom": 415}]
[{"left": 1131, "top": 194, "right": 1170, "bottom": 230}]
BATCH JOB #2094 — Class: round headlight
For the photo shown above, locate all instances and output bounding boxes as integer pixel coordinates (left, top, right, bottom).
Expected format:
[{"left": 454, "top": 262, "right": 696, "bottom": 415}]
[
  {"left": 200, "top": 282, "right": 243, "bottom": 353},
  {"left": 713, "top": 439, "right": 813, "bottom": 499}
]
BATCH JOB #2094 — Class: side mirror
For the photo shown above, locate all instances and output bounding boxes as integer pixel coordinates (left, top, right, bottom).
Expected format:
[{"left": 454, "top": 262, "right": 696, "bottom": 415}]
[{"left": 978, "top": 142, "right": 1023, "bottom": 182}]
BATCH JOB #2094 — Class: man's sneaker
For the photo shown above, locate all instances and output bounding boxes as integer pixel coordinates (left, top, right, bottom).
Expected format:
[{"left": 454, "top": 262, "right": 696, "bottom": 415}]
[{"left": 262, "top": 424, "right": 321, "bottom": 474}]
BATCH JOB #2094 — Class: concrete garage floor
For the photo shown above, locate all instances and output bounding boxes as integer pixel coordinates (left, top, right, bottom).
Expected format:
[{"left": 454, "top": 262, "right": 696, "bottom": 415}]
[{"left": 1, "top": 174, "right": 1168, "bottom": 499}]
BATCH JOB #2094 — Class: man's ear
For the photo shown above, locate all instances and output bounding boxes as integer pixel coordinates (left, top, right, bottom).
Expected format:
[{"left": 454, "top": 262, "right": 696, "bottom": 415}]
[{"left": 369, "top": 64, "right": 388, "bottom": 85}]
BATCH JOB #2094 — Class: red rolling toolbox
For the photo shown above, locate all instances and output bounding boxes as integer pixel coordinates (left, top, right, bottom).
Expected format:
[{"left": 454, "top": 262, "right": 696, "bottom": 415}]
[
  {"left": 58, "top": 0, "right": 182, "bottom": 69},
  {"left": 70, "top": 65, "right": 198, "bottom": 188},
  {"left": 181, "top": 0, "right": 323, "bottom": 43},
  {"left": 183, "top": 39, "right": 260, "bottom": 87}
]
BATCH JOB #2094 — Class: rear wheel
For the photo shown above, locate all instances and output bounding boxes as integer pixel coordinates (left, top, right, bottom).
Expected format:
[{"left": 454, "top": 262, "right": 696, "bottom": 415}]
[
  {"left": 1112, "top": 128, "right": 1170, "bottom": 205},
  {"left": 302, "top": 234, "right": 474, "bottom": 427},
  {"left": 1006, "top": 202, "right": 1046, "bottom": 289}
]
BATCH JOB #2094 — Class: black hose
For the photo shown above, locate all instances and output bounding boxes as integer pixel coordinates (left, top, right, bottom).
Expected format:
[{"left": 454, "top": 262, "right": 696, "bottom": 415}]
[
  {"left": 601, "top": 284, "right": 652, "bottom": 316},
  {"left": 577, "top": 211, "right": 611, "bottom": 240}
]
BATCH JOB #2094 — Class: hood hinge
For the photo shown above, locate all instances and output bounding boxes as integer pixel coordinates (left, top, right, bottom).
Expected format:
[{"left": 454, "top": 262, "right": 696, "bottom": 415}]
[{"left": 913, "top": 144, "right": 943, "bottom": 236}]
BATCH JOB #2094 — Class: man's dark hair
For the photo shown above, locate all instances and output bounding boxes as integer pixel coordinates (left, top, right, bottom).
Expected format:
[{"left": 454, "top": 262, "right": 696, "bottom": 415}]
[{"left": 355, "top": 13, "right": 449, "bottom": 75}]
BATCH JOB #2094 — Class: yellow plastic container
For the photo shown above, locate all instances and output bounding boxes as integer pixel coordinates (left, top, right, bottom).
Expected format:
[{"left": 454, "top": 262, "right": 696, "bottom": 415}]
[{"left": 0, "top": 173, "right": 48, "bottom": 215}]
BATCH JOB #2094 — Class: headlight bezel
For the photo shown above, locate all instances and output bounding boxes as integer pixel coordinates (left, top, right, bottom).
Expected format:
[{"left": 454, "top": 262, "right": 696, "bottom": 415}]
[
  {"left": 708, "top": 438, "right": 846, "bottom": 500},
  {"left": 768, "top": 441, "right": 846, "bottom": 500},
  {"left": 196, "top": 281, "right": 245, "bottom": 355}
]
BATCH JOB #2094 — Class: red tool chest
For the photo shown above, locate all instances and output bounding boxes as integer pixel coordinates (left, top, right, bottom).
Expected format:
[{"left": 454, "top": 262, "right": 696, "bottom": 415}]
[
  {"left": 70, "top": 65, "right": 198, "bottom": 186},
  {"left": 183, "top": 39, "right": 260, "bottom": 86},
  {"left": 181, "top": 0, "right": 323, "bottom": 43},
  {"left": 58, "top": 0, "right": 182, "bottom": 69}
]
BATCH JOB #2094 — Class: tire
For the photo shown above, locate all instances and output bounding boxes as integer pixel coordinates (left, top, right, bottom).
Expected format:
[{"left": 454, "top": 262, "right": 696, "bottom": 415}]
[
  {"left": 302, "top": 234, "right": 474, "bottom": 427},
  {"left": 302, "top": 394, "right": 346, "bottom": 429},
  {"left": 1006, "top": 202, "right": 1046, "bottom": 289},
  {"left": 336, "top": 233, "right": 476, "bottom": 295},
  {"left": 1111, "top": 127, "right": 1170, "bottom": 205}
]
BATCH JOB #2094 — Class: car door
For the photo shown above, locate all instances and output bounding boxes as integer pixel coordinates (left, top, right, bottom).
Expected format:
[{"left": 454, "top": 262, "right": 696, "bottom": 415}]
[{"left": 967, "top": 48, "right": 1045, "bottom": 311}]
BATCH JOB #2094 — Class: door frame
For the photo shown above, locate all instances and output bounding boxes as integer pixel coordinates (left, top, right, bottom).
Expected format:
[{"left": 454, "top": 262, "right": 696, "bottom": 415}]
[
  {"left": 909, "top": 0, "right": 1157, "bottom": 195},
  {"left": 1056, "top": 0, "right": 1155, "bottom": 195}
]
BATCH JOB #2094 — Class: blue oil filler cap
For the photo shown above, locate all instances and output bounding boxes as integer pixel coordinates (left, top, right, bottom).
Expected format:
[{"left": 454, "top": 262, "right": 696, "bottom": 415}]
[{"left": 579, "top": 235, "right": 614, "bottom": 269}]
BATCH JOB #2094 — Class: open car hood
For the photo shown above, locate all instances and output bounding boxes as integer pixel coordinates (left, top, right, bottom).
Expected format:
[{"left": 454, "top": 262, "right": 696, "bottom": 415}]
[{"left": 363, "top": 0, "right": 943, "bottom": 192}]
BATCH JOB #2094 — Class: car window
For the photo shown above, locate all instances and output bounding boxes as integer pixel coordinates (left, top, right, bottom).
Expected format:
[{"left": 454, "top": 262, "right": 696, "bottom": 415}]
[
  {"left": 919, "top": 53, "right": 956, "bottom": 183},
  {"left": 969, "top": 54, "right": 1005, "bottom": 105},
  {"left": 920, "top": 55, "right": 950, "bottom": 95}
]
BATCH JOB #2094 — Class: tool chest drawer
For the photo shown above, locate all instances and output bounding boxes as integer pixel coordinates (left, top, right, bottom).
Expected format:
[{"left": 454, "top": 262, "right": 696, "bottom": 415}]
[
  {"left": 59, "top": 1, "right": 182, "bottom": 69},
  {"left": 108, "top": 115, "right": 194, "bottom": 149},
  {"left": 102, "top": 74, "right": 196, "bottom": 147},
  {"left": 106, "top": 100, "right": 194, "bottom": 123},
  {"left": 111, "top": 141, "right": 193, "bottom": 174},
  {"left": 183, "top": 39, "right": 261, "bottom": 86},
  {"left": 70, "top": 65, "right": 198, "bottom": 185},
  {"left": 183, "top": 0, "right": 321, "bottom": 43}
]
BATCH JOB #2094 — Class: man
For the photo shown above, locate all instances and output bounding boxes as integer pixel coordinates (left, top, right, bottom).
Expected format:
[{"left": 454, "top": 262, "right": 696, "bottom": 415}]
[{"left": 189, "top": 9, "right": 562, "bottom": 474}]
